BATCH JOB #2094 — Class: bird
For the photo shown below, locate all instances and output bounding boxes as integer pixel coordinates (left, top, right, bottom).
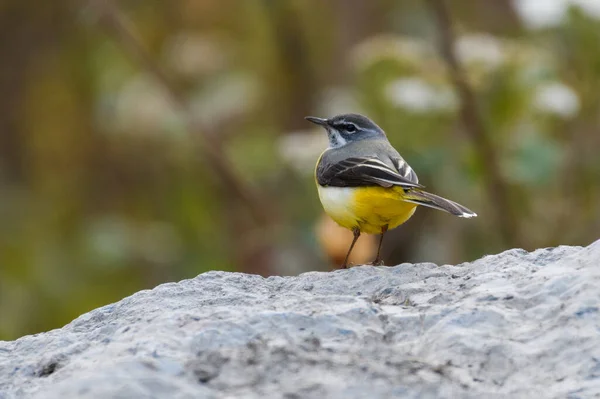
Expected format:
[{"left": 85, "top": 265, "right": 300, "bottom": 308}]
[{"left": 306, "top": 113, "right": 477, "bottom": 269}]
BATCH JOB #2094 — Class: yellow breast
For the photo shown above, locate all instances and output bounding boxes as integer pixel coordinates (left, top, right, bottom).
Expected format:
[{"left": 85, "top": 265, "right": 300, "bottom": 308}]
[{"left": 317, "top": 185, "right": 417, "bottom": 234}]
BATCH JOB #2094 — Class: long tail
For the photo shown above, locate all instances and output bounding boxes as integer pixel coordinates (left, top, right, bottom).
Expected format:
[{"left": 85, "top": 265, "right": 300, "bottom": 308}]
[{"left": 402, "top": 190, "right": 477, "bottom": 218}]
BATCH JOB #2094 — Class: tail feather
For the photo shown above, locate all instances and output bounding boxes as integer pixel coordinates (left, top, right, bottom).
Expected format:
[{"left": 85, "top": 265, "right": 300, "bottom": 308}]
[{"left": 403, "top": 190, "right": 477, "bottom": 218}]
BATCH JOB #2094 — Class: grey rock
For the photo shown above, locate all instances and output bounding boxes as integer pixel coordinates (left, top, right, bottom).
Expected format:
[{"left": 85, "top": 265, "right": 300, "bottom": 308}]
[{"left": 1, "top": 241, "right": 600, "bottom": 399}]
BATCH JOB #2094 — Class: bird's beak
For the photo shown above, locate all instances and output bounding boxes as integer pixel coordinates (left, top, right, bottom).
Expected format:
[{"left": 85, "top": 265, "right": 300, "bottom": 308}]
[{"left": 305, "top": 116, "right": 328, "bottom": 126}]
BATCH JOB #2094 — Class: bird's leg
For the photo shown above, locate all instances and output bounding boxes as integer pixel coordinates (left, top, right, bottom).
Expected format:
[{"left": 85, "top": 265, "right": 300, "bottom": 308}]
[
  {"left": 370, "top": 224, "right": 388, "bottom": 266},
  {"left": 341, "top": 227, "right": 361, "bottom": 269}
]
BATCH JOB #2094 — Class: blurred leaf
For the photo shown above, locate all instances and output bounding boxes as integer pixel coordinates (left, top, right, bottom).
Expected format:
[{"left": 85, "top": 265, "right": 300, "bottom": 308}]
[{"left": 504, "top": 130, "right": 564, "bottom": 185}]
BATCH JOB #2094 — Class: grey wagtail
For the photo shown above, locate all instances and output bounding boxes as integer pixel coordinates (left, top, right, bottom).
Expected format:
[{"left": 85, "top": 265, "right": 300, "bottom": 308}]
[{"left": 306, "top": 113, "right": 477, "bottom": 269}]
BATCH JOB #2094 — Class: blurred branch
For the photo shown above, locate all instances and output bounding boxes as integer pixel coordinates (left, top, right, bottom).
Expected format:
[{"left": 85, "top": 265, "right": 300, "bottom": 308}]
[
  {"left": 89, "top": 0, "right": 275, "bottom": 227},
  {"left": 425, "top": 0, "right": 518, "bottom": 247},
  {"left": 265, "top": 2, "right": 315, "bottom": 130}
]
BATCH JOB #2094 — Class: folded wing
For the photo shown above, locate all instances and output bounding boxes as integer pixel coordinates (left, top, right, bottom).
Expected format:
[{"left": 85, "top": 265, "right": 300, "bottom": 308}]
[{"left": 317, "top": 157, "right": 423, "bottom": 189}]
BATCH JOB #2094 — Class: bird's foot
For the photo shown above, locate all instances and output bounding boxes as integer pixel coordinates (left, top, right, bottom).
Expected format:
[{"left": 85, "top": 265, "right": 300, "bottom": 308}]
[
  {"left": 331, "top": 263, "right": 351, "bottom": 271},
  {"left": 368, "top": 258, "right": 385, "bottom": 266}
]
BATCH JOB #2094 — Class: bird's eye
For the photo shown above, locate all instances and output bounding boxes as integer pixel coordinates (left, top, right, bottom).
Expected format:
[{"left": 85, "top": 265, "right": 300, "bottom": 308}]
[{"left": 344, "top": 124, "right": 357, "bottom": 133}]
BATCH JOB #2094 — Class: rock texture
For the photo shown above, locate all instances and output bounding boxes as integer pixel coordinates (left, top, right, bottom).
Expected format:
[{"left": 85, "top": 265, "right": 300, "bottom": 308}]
[{"left": 2, "top": 241, "right": 600, "bottom": 399}]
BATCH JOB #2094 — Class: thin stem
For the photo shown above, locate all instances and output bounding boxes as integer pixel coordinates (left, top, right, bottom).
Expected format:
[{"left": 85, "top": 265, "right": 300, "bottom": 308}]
[
  {"left": 89, "top": 0, "right": 274, "bottom": 227},
  {"left": 425, "top": 0, "right": 518, "bottom": 247}
]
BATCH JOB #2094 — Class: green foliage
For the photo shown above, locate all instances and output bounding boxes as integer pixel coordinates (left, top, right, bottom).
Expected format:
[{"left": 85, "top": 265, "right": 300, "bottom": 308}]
[{"left": 1, "top": 0, "right": 599, "bottom": 340}]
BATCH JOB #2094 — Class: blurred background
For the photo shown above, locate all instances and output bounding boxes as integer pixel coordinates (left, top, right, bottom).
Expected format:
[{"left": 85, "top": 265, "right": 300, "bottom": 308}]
[{"left": 1, "top": 0, "right": 600, "bottom": 340}]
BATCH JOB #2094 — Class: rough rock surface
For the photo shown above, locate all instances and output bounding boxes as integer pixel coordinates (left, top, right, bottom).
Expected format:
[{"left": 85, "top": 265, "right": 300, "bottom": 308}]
[{"left": 1, "top": 241, "right": 600, "bottom": 399}]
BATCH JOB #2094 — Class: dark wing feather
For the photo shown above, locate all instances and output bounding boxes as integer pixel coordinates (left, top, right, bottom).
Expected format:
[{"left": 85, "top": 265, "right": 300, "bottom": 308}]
[
  {"left": 317, "top": 157, "right": 423, "bottom": 189},
  {"left": 392, "top": 156, "right": 419, "bottom": 184},
  {"left": 402, "top": 190, "right": 477, "bottom": 218}
]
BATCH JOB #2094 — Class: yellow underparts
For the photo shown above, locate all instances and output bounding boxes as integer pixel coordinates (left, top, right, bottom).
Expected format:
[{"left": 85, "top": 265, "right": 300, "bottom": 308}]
[{"left": 317, "top": 185, "right": 417, "bottom": 235}]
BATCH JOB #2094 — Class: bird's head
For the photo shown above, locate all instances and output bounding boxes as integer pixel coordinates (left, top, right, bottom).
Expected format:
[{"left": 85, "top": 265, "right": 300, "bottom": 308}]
[{"left": 305, "top": 113, "right": 386, "bottom": 148}]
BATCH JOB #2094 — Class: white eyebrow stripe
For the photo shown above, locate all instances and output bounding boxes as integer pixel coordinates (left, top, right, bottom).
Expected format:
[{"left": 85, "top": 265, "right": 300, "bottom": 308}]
[{"left": 333, "top": 121, "right": 357, "bottom": 130}]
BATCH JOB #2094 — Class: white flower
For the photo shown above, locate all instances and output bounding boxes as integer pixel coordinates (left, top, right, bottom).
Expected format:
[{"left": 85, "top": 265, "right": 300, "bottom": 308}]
[
  {"left": 533, "top": 82, "right": 580, "bottom": 118},
  {"left": 571, "top": 0, "right": 600, "bottom": 19},
  {"left": 113, "top": 74, "right": 182, "bottom": 136},
  {"left": 278, "top": 131, "right": 328, "bottom": 176},
  {"left": 351, "top": 35, "right": 429, "bottom": 71},
  {"left": 455, "top": 34, "right": 505, "bottom": 70},
  {"left": 189, "top": 73, "right": 259, "bottom": 128},
  {"left": 163, "top": 33, "right": 229, "bottom": 78},
  {"left": 84, "top": 216, "right": 133, "bottom": 265},
  {"left": 384, "top": 77, "right": 458, "bottom": 113},
  {"left": 513, "top": 0, "right": 600, "bottom": 29},
  {"left": 513, "top": 0, "right": 569, "bottom": 29}
]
